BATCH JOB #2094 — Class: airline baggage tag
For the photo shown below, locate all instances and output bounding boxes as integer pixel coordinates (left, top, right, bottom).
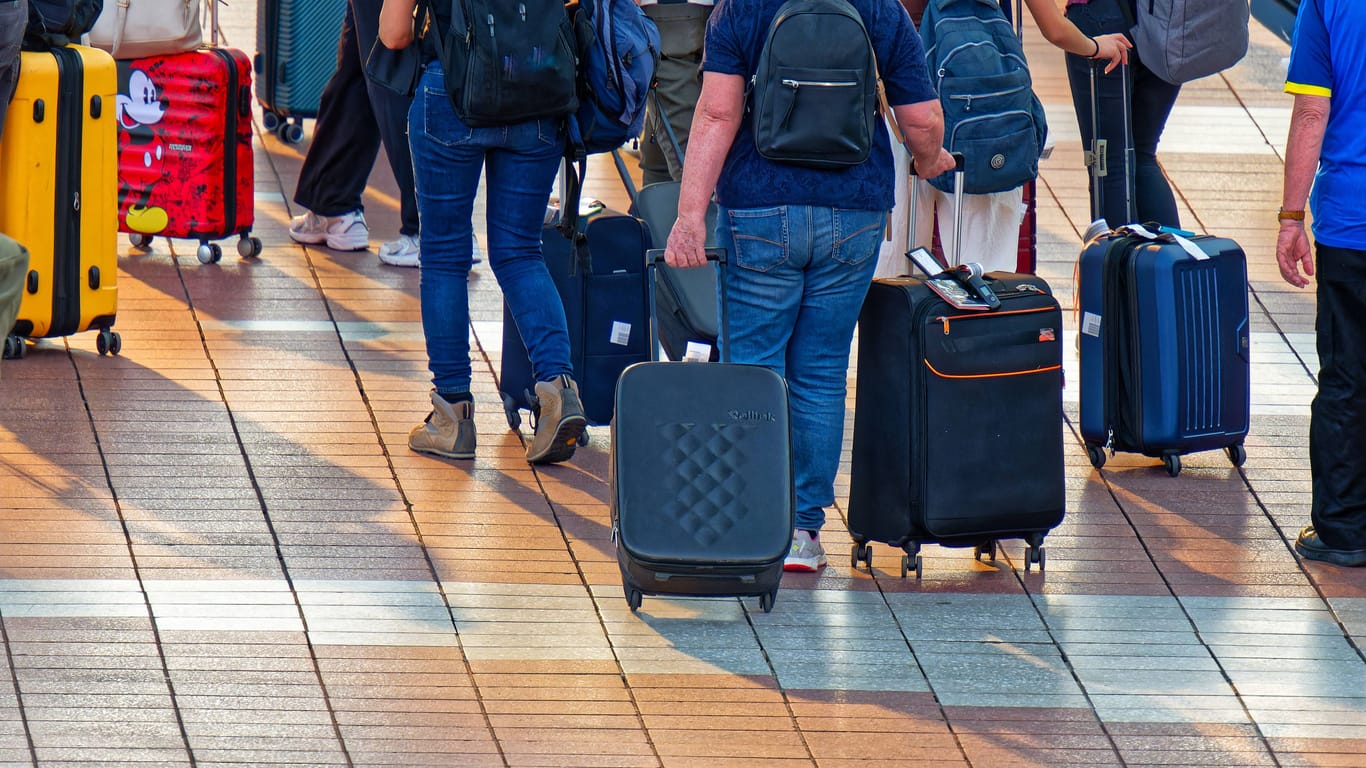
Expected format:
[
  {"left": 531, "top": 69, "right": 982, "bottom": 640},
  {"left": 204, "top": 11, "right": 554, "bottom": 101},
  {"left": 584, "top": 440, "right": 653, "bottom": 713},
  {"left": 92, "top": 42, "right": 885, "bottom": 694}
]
[
  {"left": 1082, "top": 312, "right": 1103, "bottom": 337},
  {"left": 611, "top": 321, "right": 632, "bottom": 346},
  {"left": 683, "top": 342, "right": 712, "bottom": 362},
  {"left": 1123, "top": 223, "right": 1209, "bottom": 260},
  {"left": 1169, "top": 231, "right": 1209, "bottom": 260}
]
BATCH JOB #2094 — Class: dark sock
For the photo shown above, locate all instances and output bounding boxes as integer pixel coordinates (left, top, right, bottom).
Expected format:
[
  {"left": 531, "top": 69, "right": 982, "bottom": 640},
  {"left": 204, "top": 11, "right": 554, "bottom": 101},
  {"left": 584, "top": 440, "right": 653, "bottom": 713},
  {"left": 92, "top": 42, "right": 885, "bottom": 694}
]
[
  {"left": 802, "top": 529, "right": 819, "bottom": 539},
  {"left": 439, "top": 391, "right": 473, "bottom": 404}
]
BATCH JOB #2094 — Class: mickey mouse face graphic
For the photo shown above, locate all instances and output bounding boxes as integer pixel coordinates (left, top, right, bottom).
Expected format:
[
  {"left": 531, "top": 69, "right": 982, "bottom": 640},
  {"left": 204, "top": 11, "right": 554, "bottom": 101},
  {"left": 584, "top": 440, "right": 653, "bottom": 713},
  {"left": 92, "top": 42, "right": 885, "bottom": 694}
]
[{"left": 115, "top": 69, "right": 170, "bottom": 235}]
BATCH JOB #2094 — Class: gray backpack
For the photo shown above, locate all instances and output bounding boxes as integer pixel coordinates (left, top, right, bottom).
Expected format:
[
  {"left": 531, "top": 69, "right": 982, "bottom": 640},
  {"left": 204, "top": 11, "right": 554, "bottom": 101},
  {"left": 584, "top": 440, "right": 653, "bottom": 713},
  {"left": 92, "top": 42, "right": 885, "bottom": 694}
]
[{"left": 1132, "top": 0, "right": 1249, "bottom": 85}]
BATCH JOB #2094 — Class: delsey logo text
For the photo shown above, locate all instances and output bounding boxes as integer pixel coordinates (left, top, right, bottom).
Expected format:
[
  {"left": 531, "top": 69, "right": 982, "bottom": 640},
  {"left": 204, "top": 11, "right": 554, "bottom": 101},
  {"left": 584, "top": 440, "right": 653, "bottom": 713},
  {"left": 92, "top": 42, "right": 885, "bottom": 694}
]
[{"left": 729, "top": 410, "right": 776, "bottom": 422}]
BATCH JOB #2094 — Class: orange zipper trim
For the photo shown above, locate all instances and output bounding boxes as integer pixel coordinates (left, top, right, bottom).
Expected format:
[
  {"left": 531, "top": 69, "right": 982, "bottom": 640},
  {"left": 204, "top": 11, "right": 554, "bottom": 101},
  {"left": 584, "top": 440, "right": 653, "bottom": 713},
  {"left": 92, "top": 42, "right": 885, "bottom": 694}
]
[
  {"left": 935, "top": 306, "right": 1054, "bottom": 335},
  {"left": 924, "top": 360, "right": 1062, "bottom": 380}
]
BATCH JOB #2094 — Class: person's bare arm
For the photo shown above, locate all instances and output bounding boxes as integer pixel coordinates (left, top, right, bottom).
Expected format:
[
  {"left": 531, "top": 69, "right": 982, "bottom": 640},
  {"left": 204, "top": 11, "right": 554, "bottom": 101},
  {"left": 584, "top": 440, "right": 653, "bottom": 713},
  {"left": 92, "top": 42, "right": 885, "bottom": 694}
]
[
  {"left": 893, "top": 100, "right": 955, "bottom": 178},
  {"left": 380, "top": 0, "right": 418, "bottom": 49},
  {"left": 1023, "top": 0, "right": 1129, "bottom": 72},
  {"left": 1278, "top": 93, "right": 1329, "bottom": 288},
  {"left": 664, "top": 72, "right": 746, "bottom": 269}
]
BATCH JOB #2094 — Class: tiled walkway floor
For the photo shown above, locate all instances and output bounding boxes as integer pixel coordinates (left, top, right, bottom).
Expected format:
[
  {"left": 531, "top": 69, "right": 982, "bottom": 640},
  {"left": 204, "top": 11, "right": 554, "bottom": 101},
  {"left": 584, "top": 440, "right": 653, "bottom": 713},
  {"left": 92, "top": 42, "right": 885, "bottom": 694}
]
[{"left": 3, "top": 4, "right": 1364, "bottom": 767}]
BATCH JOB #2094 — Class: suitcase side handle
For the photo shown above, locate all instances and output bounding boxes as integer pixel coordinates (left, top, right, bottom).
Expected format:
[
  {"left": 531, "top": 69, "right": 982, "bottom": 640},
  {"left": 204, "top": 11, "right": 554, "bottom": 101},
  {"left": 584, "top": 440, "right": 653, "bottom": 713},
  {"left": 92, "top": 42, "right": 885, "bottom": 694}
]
[{"left": 645, "top": 248, "right": 728, "bottom": 363}]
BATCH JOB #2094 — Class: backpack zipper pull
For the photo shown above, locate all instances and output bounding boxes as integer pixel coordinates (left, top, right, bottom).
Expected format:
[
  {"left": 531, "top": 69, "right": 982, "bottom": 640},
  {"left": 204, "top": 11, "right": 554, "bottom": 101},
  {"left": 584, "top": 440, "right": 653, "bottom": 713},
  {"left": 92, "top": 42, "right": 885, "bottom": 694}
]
[
  {"left": 518, "top": 3, "right": 526, "bottom": 21},
  {"left": 487, "top": 13, "right": 495, "bottom": 37},
  {"left": 1104, "top": 426, "right": 1115, "bottom": 455},
  {"left": 939, "top": 316, "right": 950, "bottom": 335}
]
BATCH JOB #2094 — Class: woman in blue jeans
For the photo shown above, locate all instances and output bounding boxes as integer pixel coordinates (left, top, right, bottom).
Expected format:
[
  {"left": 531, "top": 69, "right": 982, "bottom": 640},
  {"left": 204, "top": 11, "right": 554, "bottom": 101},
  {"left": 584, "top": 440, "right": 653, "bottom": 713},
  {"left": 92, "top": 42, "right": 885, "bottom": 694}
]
[
  {"left": 378, "top": 3, "right": 586, "bottom": 466},
  {"left": 665, "top": 0, "right": 955, "bottom": 572},
  {"left": 1063, "top": 0, "right": 1182, "bottom": 228}
]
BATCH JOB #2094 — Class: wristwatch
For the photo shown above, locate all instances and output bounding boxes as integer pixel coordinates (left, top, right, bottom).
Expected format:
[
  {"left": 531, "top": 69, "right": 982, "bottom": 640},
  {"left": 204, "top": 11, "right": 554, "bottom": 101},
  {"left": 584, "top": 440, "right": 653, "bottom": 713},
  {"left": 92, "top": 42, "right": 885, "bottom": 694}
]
[{"left": 1278, "top": 208, "right": 1306, "bottom": 222}]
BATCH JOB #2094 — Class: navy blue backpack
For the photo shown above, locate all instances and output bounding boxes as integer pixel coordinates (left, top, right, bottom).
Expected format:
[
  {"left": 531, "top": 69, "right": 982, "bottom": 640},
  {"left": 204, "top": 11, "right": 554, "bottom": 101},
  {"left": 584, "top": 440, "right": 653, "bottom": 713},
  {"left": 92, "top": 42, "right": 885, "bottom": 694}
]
[
  {"left": 567, "top": 0, "right": 660, "bottom": 155},
  {"left": 559, "top": 0, "right": 659, "bottom": 238},
  {"left": 919, "top": 0, "right": 1047, "bottom": 195}
]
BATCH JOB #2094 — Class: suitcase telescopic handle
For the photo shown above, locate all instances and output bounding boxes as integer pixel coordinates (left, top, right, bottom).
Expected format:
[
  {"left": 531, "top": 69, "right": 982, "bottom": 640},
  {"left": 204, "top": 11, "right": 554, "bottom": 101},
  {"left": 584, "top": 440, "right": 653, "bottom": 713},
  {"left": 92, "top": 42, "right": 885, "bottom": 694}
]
[
  {"left": 645, "top": 247, "right": 728, "bottom": 363},
  {"left": 907, "top": 152, "right": 966, "bottom": 269}
]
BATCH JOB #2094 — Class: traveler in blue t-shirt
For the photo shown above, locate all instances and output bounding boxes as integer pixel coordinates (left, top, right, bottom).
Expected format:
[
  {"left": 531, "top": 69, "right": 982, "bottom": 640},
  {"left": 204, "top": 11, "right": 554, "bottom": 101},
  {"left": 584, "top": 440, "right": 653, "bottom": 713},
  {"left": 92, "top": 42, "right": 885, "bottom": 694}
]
[
  {"left": 1278, "top": 0, "right": 1366, "bottom": 567},
  {"left": 663, "top": 0, "right": 955, "bottom": 573}
]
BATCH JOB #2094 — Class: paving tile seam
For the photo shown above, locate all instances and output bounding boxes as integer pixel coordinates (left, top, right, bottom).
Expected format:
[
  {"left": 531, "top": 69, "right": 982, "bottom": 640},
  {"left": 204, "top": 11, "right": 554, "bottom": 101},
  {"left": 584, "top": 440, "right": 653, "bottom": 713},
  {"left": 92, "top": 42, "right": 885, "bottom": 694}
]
[
  {"left": 149, "top": 122, "right": 389, "bottom": 768},
  {"left": 18, "top": 345, "right": 221, "bottom": 767},
  {"left": 1042, "top": 415, "right": 1293, "bottom": 763},
  {"left": 249, "top": 128, "right": 531, "bottom": 768}
]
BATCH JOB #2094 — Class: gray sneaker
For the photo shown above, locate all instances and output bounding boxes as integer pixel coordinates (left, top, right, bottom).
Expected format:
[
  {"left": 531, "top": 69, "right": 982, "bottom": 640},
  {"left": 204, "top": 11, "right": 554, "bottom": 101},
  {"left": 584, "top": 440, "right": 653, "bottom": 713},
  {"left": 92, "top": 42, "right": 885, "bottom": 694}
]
[
  {"left": 525, "top": 375, "right": 587, "bottom": 465},
  {"left": 784, "top": 530, "right": 827, "bottom": 572},
  {"left": 408, "top": 391, "right": 476, "bottom": 459}
]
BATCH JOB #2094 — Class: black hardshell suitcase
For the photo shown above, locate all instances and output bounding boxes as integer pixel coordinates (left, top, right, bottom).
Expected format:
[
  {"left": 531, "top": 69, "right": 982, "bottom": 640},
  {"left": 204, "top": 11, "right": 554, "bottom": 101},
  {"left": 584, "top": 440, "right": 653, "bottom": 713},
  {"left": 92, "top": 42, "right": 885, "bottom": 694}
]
[
  {"left": 611, "top": 249, "right": 792, "bottom": 613},
  {"left": 499, "top": 203, "right": 651, "bottom": 429},
  {"left": 847, "top": 161, "right": 1065, "bottom": 577}
]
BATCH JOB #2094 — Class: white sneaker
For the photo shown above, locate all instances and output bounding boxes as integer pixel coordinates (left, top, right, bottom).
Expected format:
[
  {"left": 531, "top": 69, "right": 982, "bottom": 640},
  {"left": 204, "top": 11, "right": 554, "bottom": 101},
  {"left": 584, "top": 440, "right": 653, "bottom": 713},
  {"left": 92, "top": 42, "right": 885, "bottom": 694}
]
[
  {"left": 288, "top": 209, "right": 370, "bottom": 251},
  {"left": 378, "top": 234, "right": 420, "bottom": 267},
  {"left": 784, "top": 529, "right": 827, "bottom": 572}
]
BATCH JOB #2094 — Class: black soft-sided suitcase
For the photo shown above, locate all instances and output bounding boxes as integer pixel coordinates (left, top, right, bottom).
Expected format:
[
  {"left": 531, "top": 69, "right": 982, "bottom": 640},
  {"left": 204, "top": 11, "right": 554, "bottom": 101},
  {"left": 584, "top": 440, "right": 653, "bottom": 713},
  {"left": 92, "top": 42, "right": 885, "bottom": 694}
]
[
  {"left": 500, "top": 208, "right": 651, "bottom": 429},
  {"left": 847, "top": 160, "right": 1064, "bottom": 578},
  {"left": 612, "top": 250, "right": 792, "bottom": 613},
  {"left": 848, "top": 272, "right": 1065, "bottom": 576}
]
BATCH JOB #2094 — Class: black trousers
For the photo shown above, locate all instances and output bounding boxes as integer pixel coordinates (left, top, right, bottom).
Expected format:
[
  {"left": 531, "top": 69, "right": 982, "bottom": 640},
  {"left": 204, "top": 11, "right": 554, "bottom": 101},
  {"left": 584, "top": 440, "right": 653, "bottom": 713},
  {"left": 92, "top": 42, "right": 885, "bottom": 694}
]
[
  {"left": 293, "top": 0, "right": 419, "bottom": 236},
  {"left": 1311, "top": 244, "right": 1366, "bottom": 549}
]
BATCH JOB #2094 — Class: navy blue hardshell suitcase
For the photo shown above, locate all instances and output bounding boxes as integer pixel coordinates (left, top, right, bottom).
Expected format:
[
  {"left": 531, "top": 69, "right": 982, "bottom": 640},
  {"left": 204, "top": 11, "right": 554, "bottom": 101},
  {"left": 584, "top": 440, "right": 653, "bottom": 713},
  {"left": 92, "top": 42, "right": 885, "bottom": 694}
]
[
  {"left": 1077, "top": 229, "right": 1250, "bottom": 477},
  {"left": 254, "top": 0, "right": 345, "bottom": 143},
  {"left": 500, "top": 210, "right": 651, "bottom": 429},
  {"left": 612, "top": 249, "right": 792, "bottom": 613}
]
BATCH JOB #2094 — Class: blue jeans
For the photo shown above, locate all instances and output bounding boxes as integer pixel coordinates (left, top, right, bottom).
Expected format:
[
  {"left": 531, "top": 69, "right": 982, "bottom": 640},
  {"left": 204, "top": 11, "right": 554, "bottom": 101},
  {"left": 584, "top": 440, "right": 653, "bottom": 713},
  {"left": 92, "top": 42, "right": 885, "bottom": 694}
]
[
  {"left": 715, "top": 205, "right": 885, "bottom": 532},
  {"left": 1065, "top": 0, "right": 1181, "bottom": 228},
  {"left": 408, "top": 62, "right": 572, "bottom": 396}
]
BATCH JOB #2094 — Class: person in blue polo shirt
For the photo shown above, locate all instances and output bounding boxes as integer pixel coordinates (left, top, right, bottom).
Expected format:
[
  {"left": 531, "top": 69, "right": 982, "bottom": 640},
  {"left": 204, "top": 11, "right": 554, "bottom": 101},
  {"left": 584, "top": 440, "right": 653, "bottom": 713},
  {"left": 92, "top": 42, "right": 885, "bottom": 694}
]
[
  {"left": 663, "top": 0, "right": 955, "bottom": 572},
  {"left": 1278, "top": 0, "right": 1366, "bottom": 566}
]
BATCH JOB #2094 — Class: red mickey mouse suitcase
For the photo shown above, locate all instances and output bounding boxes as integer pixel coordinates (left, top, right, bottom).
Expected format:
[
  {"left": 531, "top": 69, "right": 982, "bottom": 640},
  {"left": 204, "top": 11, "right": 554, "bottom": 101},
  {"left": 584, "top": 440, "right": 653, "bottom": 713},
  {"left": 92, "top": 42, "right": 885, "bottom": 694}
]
[{"left": 115, "top": 47, "right": 260, "bottom": 264}]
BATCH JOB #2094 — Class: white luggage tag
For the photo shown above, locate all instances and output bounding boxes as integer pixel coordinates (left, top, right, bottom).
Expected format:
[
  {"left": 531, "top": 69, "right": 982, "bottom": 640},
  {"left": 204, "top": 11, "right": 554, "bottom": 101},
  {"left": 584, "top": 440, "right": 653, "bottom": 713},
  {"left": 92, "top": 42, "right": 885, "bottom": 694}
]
[{"left": 1119, "top": 223, "right": 1209, "bottom": 261}]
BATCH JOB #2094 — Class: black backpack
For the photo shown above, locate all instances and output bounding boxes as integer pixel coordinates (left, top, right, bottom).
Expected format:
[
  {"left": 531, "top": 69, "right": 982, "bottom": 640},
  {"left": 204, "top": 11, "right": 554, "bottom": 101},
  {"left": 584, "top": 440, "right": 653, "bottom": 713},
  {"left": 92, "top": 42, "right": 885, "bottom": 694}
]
[
  {"left": 750, "top": 0, "right": 879, "bottom": 169},
  {"left": 429, "top": 0, "right": 579, "bottom": 127},
  {"left": 23, "top": 0, "right": 104, "bottom": 50}
]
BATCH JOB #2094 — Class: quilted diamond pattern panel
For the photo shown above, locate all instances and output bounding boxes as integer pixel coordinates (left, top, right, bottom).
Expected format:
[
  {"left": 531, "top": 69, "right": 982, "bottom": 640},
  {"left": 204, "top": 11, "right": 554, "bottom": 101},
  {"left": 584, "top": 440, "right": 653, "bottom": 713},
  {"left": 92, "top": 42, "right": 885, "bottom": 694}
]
[{"left": 659, "top": 422, "right": 753, "bottom": 547}]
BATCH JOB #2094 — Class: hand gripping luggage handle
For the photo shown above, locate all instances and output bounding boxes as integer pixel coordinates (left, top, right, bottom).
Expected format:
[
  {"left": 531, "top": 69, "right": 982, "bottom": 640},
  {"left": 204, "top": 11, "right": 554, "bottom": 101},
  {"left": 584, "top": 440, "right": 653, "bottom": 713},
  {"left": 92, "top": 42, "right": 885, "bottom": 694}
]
[
  {"left": 645, "top": 247, "right": 728, "bottom": 363},
  {"left": 907, "top": 152, "right": 967, "bottom": 269}
]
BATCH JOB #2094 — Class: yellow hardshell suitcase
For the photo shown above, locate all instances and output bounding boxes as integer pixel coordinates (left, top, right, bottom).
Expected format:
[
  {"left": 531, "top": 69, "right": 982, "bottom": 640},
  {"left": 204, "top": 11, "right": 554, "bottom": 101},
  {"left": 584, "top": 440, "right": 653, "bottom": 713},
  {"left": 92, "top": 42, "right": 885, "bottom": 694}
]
[{"left": 0, "top": 45, "right": 120, "bottom": 359}]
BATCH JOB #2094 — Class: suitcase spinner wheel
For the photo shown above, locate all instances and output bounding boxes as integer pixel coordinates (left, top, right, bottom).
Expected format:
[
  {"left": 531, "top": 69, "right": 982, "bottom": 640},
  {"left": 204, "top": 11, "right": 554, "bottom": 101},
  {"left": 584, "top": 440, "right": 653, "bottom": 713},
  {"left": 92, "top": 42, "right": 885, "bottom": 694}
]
[
  {"left": 3, "top": 336, "right": 26, "bottom": 359},
  {"left": 95, "top": 328, "right": 122, "bottom": 356}
]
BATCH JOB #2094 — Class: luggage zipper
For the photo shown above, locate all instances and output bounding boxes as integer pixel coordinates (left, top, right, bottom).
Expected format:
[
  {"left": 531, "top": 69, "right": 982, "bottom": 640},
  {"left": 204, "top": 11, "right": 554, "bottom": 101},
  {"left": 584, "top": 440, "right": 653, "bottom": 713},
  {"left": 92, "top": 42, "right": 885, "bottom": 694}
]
[
  {"left": 948, "top": 83, "right": 1027, "bottom": 111},
  {"left": 50, "top": 47, "right": 84, "bottom": 338},
  {"left": 209, "top": 49, "right": 240, "bottom": 236},
  {"left": 1123, "top": 241, "right": 1146, "bottom": 451},
  {"left": 948, "top": 109, "right": 1033, "bottom": 145},
  {"left": 934, "top": 305, "right": 1052, "bottom": 335},
  {"left": 780, "top": 79, "right": 858, "bottom": 89}
]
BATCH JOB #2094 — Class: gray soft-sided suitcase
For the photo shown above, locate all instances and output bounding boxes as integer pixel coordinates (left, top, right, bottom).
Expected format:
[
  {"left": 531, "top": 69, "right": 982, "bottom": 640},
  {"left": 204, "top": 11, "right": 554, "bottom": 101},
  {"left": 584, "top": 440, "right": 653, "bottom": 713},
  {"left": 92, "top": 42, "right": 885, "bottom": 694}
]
[{"left": 611, "top": 249, "right": 793, "bottom": 613}]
